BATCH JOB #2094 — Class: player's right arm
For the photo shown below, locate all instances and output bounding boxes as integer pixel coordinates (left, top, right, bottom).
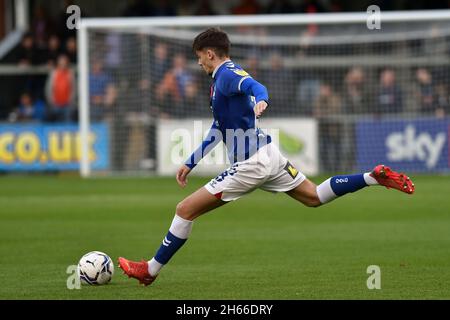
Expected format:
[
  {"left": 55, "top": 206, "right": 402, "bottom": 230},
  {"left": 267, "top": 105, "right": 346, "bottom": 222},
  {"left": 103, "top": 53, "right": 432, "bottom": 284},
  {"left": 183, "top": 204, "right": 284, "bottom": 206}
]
[
  {"left": 176, "top": 165, "right": 191, "bottom": 188},
  {"left": 177, "top": 121, "right": 221, "bottom": 188}
]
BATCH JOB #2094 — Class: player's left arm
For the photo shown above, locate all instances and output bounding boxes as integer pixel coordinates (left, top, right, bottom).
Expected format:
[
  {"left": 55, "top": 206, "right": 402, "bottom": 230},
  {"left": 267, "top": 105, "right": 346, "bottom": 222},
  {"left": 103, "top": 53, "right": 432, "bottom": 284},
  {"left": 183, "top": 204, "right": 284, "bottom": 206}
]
[
  {"left": 240, "top": 77, "right": 269, "bottom": 118},
  {"left": 219, "top": 70, "right": 269, "bottom": 118},
  {"left": 177, "top": 121, "right": 221, "bottom": 188}
]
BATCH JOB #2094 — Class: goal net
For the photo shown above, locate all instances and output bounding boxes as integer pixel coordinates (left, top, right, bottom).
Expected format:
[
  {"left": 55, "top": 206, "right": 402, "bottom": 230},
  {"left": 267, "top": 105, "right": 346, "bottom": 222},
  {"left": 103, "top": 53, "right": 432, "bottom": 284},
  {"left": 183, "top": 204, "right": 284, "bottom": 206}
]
[{"left": 78, "top": 11, "right": 450, "bottom": 177}]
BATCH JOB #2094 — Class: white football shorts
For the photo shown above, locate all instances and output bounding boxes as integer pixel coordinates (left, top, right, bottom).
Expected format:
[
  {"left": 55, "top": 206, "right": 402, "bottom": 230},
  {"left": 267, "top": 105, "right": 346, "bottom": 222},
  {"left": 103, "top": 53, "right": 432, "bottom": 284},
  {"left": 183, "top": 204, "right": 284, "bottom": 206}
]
[{"left": 204, "top": 143, "right": 306, "bottom": 202}]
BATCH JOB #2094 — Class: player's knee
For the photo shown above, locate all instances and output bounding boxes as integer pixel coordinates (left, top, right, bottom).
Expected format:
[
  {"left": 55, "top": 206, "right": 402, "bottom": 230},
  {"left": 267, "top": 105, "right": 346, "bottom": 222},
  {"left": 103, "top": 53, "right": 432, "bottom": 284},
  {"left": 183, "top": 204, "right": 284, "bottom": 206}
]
[
  {"left": 176, "top": 200, "right": 192, "bottom": 219},
  {"left": 304, "top": 195, "right": 322, "bottom": 208}
]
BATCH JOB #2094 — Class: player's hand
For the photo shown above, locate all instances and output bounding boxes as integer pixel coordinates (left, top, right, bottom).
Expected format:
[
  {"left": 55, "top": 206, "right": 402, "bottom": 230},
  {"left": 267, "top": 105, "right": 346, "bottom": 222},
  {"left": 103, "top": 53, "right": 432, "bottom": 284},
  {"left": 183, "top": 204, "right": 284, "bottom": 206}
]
[
  {"left": 176, "top": 165, "right": 191, "bottom": 188},
  {"left": 254, "top": 101, "right": 268, "bottom": 118}
]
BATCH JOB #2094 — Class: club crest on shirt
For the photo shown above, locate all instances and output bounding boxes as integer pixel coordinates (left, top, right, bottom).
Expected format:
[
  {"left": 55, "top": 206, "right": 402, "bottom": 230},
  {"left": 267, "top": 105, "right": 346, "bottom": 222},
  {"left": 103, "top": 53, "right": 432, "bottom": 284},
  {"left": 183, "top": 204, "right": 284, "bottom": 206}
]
[{"left": 233, "top": 69, "right": 249, "bottom": 77}]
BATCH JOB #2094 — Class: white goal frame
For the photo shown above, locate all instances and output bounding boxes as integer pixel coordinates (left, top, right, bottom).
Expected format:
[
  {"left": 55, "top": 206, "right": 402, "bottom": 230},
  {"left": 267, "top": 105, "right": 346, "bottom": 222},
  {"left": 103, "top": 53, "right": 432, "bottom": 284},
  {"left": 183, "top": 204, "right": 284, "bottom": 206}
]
[{"left": 77, "top": 10, "right": 450, "bottom": 177}]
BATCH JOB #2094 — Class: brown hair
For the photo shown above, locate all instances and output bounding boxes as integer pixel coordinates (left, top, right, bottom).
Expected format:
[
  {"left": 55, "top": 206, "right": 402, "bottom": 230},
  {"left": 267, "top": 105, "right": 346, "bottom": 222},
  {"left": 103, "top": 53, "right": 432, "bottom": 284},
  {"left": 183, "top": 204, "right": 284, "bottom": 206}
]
[{"left": 192, "top": 28, "right": 230, "bottom": 58}]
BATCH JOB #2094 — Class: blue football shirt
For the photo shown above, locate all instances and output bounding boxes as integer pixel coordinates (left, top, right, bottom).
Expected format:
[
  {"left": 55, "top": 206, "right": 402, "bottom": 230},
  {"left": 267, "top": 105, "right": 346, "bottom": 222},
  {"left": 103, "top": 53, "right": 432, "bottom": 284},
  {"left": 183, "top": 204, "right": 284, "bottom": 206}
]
[{"left": 185, "top": 60, "right": 271, "bottom": 169}]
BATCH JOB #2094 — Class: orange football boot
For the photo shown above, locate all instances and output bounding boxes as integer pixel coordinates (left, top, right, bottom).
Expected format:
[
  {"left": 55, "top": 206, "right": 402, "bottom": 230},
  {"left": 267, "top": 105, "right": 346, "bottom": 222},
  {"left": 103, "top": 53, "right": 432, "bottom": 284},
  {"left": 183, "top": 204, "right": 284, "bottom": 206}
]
[
  {"left": 370, "top": 165, "right": 415, "bottom": 194},
  {"left": 118, "top": 257, "right": 157, "bottom": 286}
]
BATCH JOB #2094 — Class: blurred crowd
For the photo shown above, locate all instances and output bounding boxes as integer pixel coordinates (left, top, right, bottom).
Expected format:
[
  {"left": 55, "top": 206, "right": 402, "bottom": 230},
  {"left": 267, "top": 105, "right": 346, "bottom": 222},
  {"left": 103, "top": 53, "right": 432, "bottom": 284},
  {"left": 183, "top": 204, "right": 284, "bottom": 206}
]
[
  {"left": 5, "top": 2, "right": 77, "bottom": 122},
  {"left": 116, "top": 0, "right": 450, "bottom": 17},
  {"left": 2, "top": 0, "right": 450, "bottom": 124},
  {"left": 79, "top": 35, "right": 450, "bottom": 120},
  {"left": 5, "top": 36, "right": 450, "bottom": 124},
  {"left": 119, "top": 0, "right": 339, "bottom": 16}
]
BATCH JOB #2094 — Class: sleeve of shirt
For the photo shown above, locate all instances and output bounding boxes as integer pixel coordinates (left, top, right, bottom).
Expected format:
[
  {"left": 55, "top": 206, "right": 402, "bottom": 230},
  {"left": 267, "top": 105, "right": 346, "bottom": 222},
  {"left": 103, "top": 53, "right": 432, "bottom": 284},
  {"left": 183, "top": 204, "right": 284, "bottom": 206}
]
[
  {"left": 184, "top": 121, "right": 221, "bottom": 170},
  {"left": 240, "top": 77, "right": 269, "bottom": 104},
  {"left": 217, "top": 69, "right": 252, "bottom": 97},
  {"left": 217, "top": 69, "right": 269, "bottom": 104}
]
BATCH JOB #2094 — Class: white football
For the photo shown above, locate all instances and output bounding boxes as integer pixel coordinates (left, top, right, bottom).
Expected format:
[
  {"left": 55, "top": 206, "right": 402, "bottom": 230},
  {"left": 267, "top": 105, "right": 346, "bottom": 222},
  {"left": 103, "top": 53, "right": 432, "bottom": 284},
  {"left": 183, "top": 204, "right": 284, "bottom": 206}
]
[{"left": 77, "top": 251, "right": 114, "bottom": 285}]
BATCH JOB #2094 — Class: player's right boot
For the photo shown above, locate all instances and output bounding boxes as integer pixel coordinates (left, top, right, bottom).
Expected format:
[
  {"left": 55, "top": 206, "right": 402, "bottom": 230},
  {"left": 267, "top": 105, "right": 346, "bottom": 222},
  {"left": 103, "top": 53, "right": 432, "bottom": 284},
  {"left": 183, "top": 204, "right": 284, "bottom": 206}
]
[
  {"left": 118, "top": 257, "right": 157, "bottom": 286},
  {"left": 370, "top": 165, "right": 415, "bottom": 194}
]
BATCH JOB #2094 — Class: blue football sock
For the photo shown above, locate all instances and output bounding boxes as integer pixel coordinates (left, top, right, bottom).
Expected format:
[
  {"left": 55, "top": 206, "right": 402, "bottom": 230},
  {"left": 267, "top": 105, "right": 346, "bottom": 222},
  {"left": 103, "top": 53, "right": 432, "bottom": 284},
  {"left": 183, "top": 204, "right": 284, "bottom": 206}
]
[
  {"left": 330, "top": 174, "right": 368, "bottom": 196},
  {"left": 149, "top": 214, "right": 193, "bottom": 276},
  {"left": 316, "top": 174, "right": 370, "bottom": 204},
  {"left": 154, "top": 231, "right": 187, "bottom": 265}
]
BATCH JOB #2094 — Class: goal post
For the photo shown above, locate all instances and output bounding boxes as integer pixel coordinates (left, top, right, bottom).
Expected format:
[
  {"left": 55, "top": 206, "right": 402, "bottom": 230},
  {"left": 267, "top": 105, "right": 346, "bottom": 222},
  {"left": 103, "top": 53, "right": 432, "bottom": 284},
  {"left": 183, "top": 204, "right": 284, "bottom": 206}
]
[
  {"left": 78, "top": 10, "right": 450, "bottom": 177},
  {"left": 78, "top": 23, "right": 90, "bottom": 177}
]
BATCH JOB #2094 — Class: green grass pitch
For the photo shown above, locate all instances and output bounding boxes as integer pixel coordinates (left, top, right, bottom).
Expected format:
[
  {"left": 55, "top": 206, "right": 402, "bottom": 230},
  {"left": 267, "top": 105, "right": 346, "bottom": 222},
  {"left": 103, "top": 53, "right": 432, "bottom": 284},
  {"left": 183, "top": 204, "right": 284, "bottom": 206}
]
[{"left": 0, "top": 175, "right": 449, "bottom": 300}]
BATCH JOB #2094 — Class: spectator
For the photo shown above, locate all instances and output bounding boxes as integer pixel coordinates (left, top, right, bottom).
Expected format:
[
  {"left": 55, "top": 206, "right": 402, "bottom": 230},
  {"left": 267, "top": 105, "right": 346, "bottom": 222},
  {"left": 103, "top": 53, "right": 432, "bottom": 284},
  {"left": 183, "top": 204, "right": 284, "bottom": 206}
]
[
  {"left": 64, "top": 37, "right": 77, "bottom": 64},
  {"left": 45, "top": 35, "right": 62, "bottom": 67},
  {"left": 415, "top": 68, "right": 434, "bottom": 114},
  {"left": 313, "top": 84, "right": 342, "bottom": 172},
  {"left": 314, "top": 84, "right": 342, "bottom": 117},
  {"left": 148, "top": 41, "right": 170, "bottom": 113},
  {"left": 156, "top": 53, "right": 194, "bottom": 117},
  {"left": 104, "top": 33, "right": 123, "bottom": 77},
  {"left": 183, "top": 79, "right": 203, "bottom": 117},
  {"left": 342, "top": 67, "right": 369, "bottom": 114},
  {"left": 262, "top": 52, "right": 295, "bottom": 115},
  {"left": 45, "top": 55, "right": 75, "bottom": 122},
  {"left": 172, "top": 53, "right": 194, "bottom": 103},
  {"left": 296, "top": 73, "right": 321, "bottom": 116},
  {"left": 435, "top": 83, "right": 450, "bottom": 117},
  {"left": 9, "top": 92, "right": 46, "bottom": 122},
  {"left": 15, "top": 33, "right": 38, "bottom": 66},
  {"left": 151, "top": 42, "right": 170, "bottom": 85},
  {"left": 89, "top": 60, "right": 117, "bottom": 121},
  {"left": 376, "top": 69, "right": 403, "bottom": 114}
]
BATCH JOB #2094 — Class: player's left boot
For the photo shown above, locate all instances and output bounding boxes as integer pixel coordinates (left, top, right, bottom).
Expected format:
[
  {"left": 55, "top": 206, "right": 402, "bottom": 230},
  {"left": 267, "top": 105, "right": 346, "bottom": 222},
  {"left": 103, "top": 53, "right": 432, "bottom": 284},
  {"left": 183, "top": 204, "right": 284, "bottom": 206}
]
[
  {"left": 370, "top": 165, "right": 415, "bottom": 194},
  {"left": 118, "top": 257, "right": 157, "bottom": 286}
]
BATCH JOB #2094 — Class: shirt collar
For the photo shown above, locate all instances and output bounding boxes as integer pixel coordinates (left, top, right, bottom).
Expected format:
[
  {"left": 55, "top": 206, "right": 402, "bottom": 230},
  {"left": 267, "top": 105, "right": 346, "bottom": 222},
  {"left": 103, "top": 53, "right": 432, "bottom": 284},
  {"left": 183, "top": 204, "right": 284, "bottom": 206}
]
[{"left": 212, "top": 59, "right": 231, "bottom": 79}]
